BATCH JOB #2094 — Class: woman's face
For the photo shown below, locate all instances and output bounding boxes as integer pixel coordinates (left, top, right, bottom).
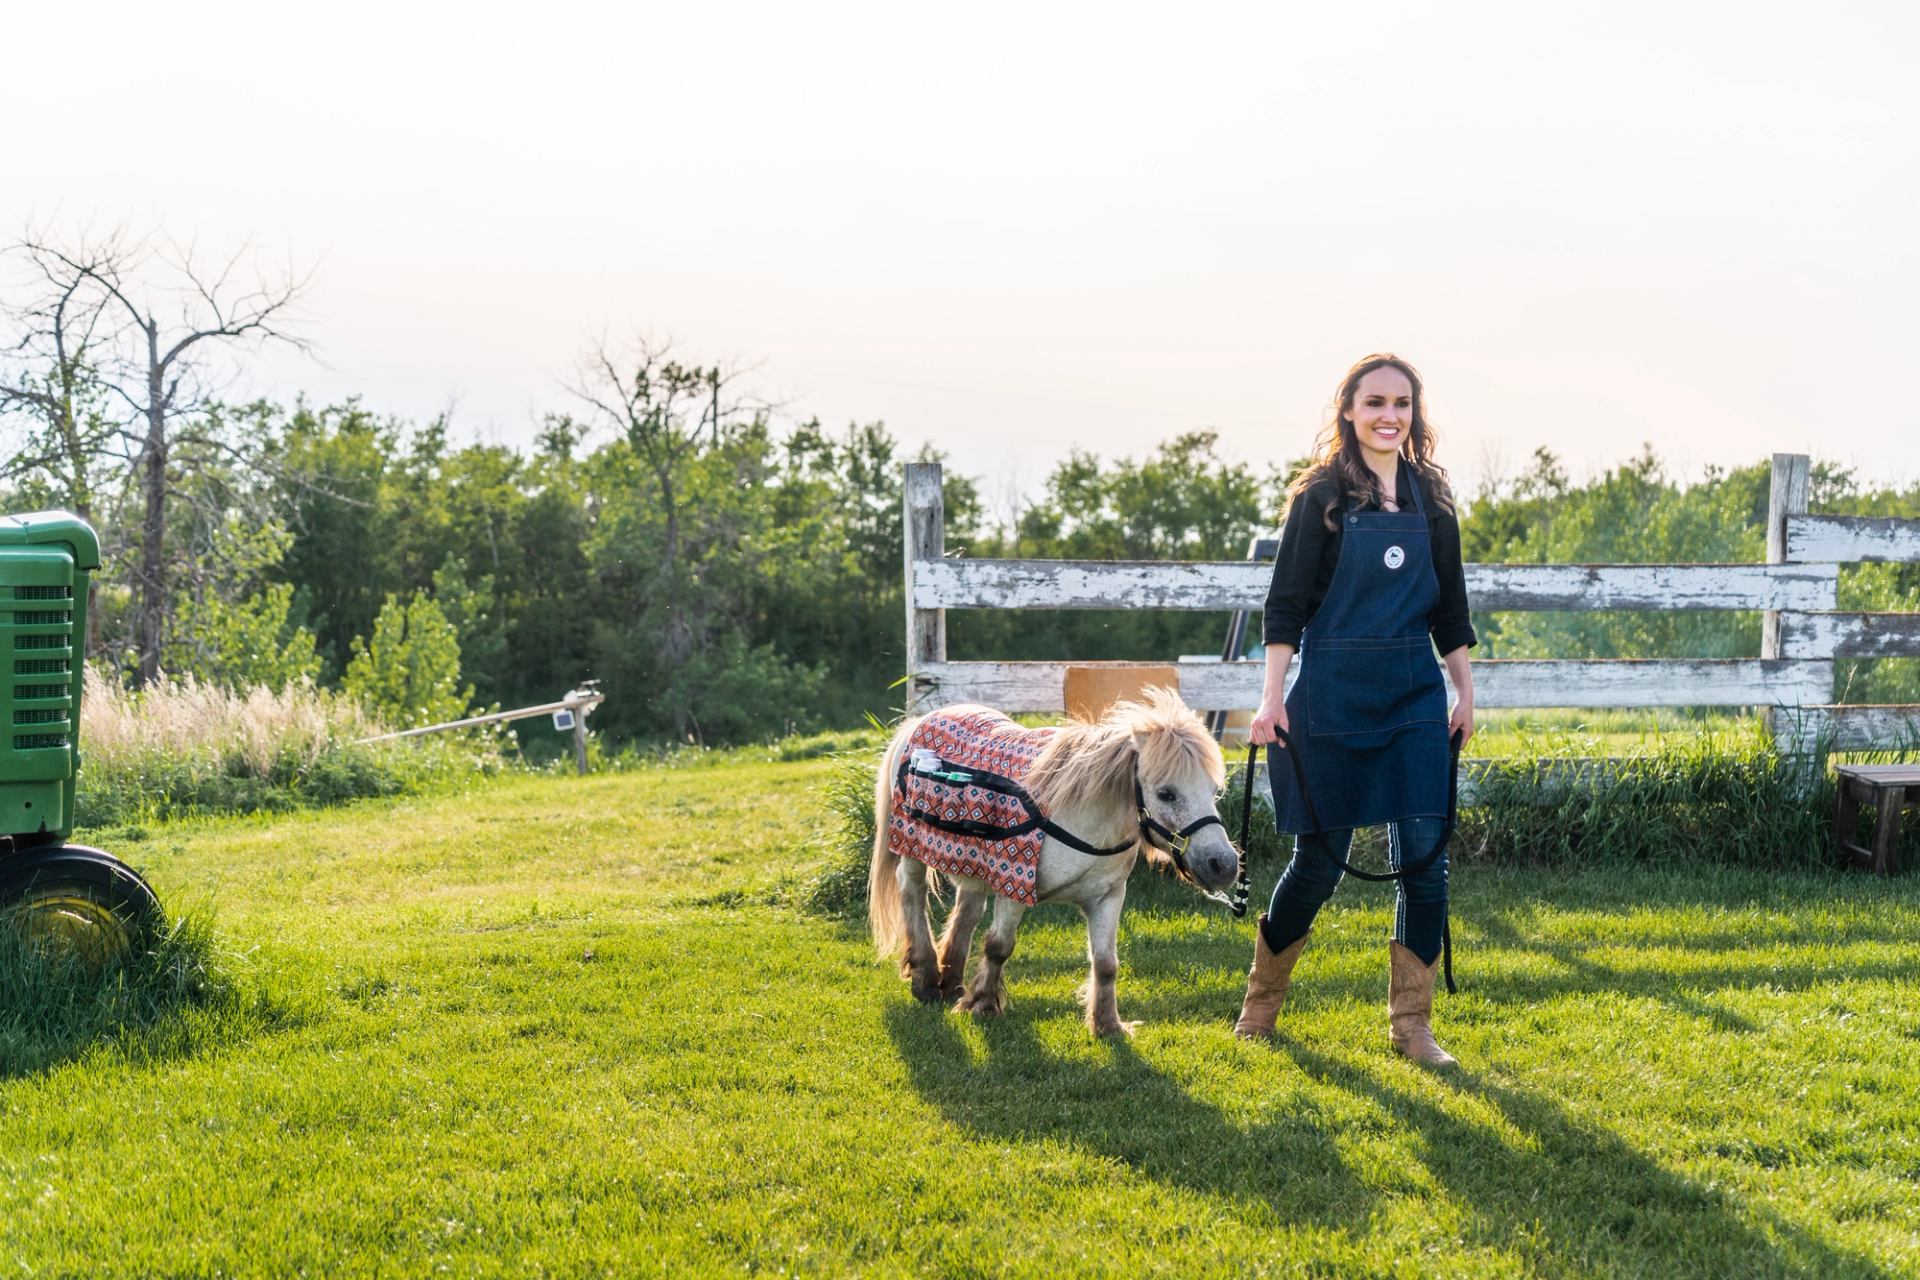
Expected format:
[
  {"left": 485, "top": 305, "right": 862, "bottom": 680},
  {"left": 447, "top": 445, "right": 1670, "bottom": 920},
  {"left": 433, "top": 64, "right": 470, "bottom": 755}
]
[{"left": 1344, "top": 366, "right": 1415, "bottom": 467}]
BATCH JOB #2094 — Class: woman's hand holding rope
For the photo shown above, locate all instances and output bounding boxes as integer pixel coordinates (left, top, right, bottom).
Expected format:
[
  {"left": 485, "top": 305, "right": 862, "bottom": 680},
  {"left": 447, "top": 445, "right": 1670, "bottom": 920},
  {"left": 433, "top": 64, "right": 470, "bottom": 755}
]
[{"left": 1249, "top": 700, "right": 1288, "bottom": 748}]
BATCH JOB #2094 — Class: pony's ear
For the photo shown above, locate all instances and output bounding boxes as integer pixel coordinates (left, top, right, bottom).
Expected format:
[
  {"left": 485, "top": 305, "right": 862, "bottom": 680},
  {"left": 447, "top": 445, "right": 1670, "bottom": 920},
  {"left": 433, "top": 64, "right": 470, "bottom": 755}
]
[
  {"left": 1110, "top": 732, "right": 1142, "bottom": 802},
  {"left": 1124, "top": 730, "right": 1152, "bottom": 786}
]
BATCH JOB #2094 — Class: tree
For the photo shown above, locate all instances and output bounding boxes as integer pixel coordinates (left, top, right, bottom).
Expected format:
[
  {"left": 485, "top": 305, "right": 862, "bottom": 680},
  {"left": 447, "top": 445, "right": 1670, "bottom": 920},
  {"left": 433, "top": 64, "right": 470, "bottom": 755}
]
[
  {"left": 0, "top": 234, "right": 120, "bottom": 525},
  {"left": 343, "top": 592, "right": 473, "bottom": 728},
  {"left": 567, "top": 337, "right": 762, "bottom": 739},
  {"left": 10, "top": 228, "right": 312, "bottom": 686},
  {"left": 164, "top": 508, "right": 322, "bottom": 693},
  {"left": 1, "top": 233, "right": 127, "bottom": 653}
]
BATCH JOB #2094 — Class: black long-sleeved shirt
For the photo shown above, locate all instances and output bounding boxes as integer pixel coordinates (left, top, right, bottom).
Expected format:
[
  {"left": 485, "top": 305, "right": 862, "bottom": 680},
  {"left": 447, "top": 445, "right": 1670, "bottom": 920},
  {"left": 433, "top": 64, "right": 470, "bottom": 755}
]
[{"left": 1262, "top": 457, "right": 1477, "bottom": 654}]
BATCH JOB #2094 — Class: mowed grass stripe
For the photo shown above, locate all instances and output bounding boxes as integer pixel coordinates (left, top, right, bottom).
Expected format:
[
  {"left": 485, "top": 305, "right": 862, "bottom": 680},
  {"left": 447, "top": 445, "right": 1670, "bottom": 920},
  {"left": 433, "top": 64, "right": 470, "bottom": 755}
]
[{"left": 0, "top": 760, "right": 1914, "bottom": 1276}]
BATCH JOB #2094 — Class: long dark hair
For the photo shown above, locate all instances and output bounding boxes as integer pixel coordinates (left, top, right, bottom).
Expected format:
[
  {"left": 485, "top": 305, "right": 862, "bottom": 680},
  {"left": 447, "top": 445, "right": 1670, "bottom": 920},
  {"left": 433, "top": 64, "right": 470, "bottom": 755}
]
[{"left": 1286, "top": 353, "right": 1455, "bottom": 528}]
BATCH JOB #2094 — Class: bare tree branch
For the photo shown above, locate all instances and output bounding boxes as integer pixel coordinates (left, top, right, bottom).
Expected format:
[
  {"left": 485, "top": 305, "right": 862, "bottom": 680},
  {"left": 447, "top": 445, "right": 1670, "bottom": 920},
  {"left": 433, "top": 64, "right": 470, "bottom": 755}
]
[{"left": 3, "top": 224, "right": 315, "bottom": 686}]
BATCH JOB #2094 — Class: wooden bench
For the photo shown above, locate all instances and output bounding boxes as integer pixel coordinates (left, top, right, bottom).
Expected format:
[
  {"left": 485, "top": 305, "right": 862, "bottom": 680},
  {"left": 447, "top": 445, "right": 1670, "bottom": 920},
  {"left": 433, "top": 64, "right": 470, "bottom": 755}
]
[{"left": 1833, "top": 765, "right": 1920, "bottom": 876}]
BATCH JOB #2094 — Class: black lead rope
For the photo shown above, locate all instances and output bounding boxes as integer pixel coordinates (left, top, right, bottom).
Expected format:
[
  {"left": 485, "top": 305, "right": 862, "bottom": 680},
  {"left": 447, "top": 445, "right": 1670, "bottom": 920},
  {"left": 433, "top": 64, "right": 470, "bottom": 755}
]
[{"left": 1239, "top": 726, "right": 1465, "bottom": 994}]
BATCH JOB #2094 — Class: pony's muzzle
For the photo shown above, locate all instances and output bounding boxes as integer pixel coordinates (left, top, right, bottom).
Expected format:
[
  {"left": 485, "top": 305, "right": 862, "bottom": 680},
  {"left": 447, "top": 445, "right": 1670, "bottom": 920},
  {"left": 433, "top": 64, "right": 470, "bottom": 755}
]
[{"left": 1196, "top": 847, "right": 1240, "bottom": 892}]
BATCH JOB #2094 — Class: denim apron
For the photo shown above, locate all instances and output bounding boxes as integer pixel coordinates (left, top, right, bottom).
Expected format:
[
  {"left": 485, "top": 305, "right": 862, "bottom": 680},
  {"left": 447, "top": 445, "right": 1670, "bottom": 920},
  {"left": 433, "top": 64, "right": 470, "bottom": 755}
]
[{"left": 1270, "top": 468, "right": 1450, "bottom": 833}]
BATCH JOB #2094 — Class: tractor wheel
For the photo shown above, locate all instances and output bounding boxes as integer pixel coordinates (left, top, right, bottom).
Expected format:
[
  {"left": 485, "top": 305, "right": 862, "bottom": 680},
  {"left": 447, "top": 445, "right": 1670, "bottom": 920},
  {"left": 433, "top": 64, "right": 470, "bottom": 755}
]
[{"left": 0, "top": 844, "right": 163, "bottom": 968}]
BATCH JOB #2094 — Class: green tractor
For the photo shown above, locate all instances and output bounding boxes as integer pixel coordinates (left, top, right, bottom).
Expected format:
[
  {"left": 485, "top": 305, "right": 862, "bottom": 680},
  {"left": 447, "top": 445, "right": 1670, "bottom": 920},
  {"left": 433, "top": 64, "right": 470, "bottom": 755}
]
[{"left": 0, "top": 512, "right": 161, "bottom": 965}]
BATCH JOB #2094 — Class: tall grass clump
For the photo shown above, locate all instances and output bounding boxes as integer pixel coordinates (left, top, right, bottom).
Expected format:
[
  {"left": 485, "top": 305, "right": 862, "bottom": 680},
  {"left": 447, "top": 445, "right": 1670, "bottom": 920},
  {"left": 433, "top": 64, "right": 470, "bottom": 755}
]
[
  {"left": 800, "top": 749, "right": 882, "bottom": 917},
  {"left": 0, "top": 908, "right": 299, "bottom": 1076},
  {"left": 1459, "top": 727, "right": 1911, "bottom": 871},
  {"left": 77, "top": 668, "right": 505, "bottom": 825}
]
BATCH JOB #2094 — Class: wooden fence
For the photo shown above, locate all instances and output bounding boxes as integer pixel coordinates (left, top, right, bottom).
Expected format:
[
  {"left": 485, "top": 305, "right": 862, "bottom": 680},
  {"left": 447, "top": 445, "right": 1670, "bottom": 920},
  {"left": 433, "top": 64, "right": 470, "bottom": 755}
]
[{"left": 902, "top": 454, "right": 1920, "bottom": 759}]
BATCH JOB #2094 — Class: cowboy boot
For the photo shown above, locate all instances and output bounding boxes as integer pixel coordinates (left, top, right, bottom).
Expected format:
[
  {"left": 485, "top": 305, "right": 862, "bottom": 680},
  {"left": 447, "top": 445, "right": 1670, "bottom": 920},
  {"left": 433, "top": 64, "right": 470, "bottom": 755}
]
[
  {"left": 1233, "top": 918, "right": 1309, "bottom": 1039},
  {"left": 1388, "top": 940, "right": 1457, "bottom": 1066}
]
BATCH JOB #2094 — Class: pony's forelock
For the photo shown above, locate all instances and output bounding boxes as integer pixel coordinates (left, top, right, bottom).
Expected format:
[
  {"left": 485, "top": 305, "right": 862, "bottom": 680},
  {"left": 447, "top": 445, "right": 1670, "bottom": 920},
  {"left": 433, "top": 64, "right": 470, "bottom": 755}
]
[{"left": 1112, "top": 686, "right": 1225, "bottom": 790}]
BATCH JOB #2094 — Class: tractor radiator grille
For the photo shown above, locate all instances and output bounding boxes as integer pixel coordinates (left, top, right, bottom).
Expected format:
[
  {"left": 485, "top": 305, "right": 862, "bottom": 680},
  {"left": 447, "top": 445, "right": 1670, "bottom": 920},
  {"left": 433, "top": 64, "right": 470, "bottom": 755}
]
[
  {"left": 13, "top": 734, "right": 67, "bottom": 750},
  {"left": 5, "top": 579, "right": 76, "bottom": 754},
  {"left": 4, "top": 583, "right": 76, "bottom": 753}
]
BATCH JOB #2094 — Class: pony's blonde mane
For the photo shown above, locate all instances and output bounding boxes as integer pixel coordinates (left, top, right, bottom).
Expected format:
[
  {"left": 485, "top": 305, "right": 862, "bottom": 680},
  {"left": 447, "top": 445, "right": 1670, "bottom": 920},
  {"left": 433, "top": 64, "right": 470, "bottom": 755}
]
[{"left": 1025, "top": 686, "right": 1224, "bottom": 814}]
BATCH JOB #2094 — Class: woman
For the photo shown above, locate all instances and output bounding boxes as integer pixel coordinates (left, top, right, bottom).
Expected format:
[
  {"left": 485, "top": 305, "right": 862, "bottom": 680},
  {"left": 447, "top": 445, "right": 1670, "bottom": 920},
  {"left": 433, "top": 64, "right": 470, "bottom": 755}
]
[{"left": 1233, "top": 353, "right": 1476, "bottom": 1065}]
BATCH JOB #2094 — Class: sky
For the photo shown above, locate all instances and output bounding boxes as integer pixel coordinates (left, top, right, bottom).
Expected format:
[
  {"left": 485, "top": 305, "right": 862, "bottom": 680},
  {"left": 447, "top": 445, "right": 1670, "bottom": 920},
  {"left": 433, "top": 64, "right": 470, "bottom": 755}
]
[{"left": 6, "top": 1, "right": 1916, "bottom": 517}]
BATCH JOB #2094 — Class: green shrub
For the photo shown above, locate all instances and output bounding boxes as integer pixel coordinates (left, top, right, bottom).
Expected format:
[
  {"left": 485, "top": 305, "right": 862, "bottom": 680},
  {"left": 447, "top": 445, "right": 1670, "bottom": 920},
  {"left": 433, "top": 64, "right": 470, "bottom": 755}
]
[{"left": 799, "top": 750, "right": 882, "bottom": 919}]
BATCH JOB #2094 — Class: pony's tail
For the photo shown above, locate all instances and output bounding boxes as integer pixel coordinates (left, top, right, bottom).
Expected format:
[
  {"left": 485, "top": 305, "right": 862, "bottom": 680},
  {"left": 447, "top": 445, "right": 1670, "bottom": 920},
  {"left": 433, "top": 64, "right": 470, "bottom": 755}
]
[{"left": 868, "top": 719, "right": 917, "bottom": 962}]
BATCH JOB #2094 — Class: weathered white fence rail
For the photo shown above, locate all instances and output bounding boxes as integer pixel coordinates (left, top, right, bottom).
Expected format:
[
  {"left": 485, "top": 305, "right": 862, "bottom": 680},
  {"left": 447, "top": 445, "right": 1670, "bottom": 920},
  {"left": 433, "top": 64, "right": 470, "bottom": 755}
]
[
  {"left": 908, "top": 658, "right": 1836, "bottom": 712},
  {"left": 915, "top": 560, "right": 1840, "bottom": 613},
  {"left": 1785, "top": 516, "right": 1920, "bottom": 564},
  {"left": 902, "top": 453, "right": 1920, "bottom": 758}
]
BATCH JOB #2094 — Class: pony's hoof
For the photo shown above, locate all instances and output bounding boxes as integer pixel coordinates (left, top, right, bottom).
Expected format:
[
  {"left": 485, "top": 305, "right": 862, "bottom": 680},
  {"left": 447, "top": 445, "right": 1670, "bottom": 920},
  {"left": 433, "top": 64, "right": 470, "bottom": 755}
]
[
  {"left": 956, "top": 990, "right": 1005, "bottom": 1018},
  {"left": 1093, "top": 1019, "right": 1139, "bottom": 1039}
]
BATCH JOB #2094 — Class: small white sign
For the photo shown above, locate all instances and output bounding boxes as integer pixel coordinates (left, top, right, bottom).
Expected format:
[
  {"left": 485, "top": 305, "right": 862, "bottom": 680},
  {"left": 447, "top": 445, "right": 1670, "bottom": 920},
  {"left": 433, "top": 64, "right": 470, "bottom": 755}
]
[
  {"left": 1384, "top": 546, "right": 1406, "bottom": 569},
  {"left": 552, "top": 709, "right": 576, "bottom": 731}
]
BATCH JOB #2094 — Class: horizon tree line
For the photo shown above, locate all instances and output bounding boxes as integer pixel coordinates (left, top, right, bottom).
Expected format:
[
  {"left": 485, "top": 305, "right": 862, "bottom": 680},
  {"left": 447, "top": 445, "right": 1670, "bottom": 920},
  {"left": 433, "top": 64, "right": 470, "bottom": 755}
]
[{"left": 5, "top": 225, "right": 1917, "bottom": 744}]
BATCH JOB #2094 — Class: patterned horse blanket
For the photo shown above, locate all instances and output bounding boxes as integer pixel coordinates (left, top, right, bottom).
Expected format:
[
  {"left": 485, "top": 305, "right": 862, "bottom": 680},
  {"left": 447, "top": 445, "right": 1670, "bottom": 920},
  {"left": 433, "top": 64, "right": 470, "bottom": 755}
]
[{"left": 888, "top": 706, "right": 1060, "bottom": 905}]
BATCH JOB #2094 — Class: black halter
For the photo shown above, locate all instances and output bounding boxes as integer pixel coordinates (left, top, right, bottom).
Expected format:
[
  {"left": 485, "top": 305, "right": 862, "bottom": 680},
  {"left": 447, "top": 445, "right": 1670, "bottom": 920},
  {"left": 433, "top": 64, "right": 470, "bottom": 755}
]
[
  {"left": 1133, "top": 777, "right": 1225, "bottom": 859},
  {"left": 1134, "top": 778, "right": 1250, "bottom": 917}
]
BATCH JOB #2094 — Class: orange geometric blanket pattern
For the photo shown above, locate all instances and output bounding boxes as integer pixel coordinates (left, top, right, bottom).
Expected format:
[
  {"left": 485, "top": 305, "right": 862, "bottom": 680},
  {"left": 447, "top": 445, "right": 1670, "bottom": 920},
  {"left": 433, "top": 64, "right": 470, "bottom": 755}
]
[{"left": 888, "top": 705, "right": 1060, "bottom": 905}]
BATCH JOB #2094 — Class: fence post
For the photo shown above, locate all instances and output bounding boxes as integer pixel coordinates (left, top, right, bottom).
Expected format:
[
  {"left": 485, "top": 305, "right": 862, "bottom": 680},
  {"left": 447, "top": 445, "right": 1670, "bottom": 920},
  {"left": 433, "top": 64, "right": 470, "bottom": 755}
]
[
  {"left": 1763, "top": 453, "right": 1818, "bottom": 758},
  {"left": 903, "top": 462, "right": 947, "bottom": 711}
]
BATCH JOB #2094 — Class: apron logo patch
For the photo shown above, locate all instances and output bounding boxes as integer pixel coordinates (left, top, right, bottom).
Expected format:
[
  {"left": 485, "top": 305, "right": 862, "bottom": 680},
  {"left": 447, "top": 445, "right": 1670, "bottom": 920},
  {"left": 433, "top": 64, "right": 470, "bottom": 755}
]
[{"left": 1384, "top": 545, "right": 1406, "bottom": 570}]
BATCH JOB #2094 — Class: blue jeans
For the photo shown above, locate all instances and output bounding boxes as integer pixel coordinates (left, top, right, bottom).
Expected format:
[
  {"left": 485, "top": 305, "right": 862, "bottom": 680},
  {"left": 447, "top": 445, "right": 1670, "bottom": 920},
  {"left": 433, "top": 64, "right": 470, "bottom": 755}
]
[{"left": 1262, "top": 817, "right": 1449, "bottom": 965}]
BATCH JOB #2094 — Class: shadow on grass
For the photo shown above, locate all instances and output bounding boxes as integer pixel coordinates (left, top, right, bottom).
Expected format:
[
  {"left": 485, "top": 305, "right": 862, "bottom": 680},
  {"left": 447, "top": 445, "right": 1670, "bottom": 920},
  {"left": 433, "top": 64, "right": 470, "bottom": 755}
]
[
  {"left": 856, "top": 860, "right": 1920, "bottom": 1033},
  {"left": 1278, "top": 1040, "right": 1895, "bottom": 1279},
  {"left": 885, "top": 994, "right": 1891, "bottom": 1278},
  {"left": 1119, "top": 861, "right": 1920, "bottom": 1021},
  {"left": 0, "top": 912, "right": 301, "bottom": 1080},
  {"left": 883, "top": 999, "right": 1370, "bottom": 1229},
  {"left": 880, "top": 864, "right": 1907, "bottom": 1276}
]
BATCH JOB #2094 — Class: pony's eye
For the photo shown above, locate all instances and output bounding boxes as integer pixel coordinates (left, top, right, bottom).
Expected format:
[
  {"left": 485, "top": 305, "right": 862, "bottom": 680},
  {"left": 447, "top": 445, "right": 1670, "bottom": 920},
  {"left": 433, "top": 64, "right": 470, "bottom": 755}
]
[{"left": 1156, "top": 788, "right": 1177, "bottom": 804}]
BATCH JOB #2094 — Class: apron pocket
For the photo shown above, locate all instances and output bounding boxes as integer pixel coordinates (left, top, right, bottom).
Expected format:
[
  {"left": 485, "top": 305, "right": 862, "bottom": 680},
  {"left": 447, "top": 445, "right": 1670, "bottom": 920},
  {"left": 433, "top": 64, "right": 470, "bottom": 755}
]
[{"left": 1303, "top": 638, "right": 1446, "bottom": 740}]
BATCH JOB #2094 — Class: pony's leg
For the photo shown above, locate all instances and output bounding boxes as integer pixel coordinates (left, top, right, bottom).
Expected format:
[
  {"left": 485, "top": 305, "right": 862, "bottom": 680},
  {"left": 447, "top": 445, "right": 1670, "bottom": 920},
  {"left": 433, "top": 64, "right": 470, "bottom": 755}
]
[
  {"left": 1081, "top": 888, "right": 1135, "bottom": 1037},
  {"left": 956, "top": 895, "right": 1026, "bottom": 1018},
  {"left": 936, "top": 880, "right": 989, "bottom": 1002},
  {"left": 896, "top": 856, "right": 942, "bottom": 1003}
]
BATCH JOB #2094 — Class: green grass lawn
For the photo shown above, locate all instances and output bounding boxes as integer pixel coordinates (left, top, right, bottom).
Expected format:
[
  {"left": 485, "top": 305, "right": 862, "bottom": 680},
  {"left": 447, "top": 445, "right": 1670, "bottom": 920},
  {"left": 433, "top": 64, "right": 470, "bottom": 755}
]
[{"left": 3, "top": 755, "right": 1918, "bottom": 1277}]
